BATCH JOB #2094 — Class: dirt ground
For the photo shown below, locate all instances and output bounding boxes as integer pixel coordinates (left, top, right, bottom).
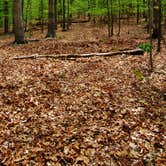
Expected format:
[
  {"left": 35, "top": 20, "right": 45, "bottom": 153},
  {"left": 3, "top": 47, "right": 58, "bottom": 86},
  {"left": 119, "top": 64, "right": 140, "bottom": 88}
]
[{"left": 0, "top": 23, "right": 165, "bottom": 165}]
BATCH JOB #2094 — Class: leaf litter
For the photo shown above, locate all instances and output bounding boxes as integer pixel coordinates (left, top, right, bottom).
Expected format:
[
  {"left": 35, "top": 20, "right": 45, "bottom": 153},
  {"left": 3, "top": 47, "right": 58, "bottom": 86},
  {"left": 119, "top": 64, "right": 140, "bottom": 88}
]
[{"left": 0, "top": 24, "right": 165, "bottom": 165}]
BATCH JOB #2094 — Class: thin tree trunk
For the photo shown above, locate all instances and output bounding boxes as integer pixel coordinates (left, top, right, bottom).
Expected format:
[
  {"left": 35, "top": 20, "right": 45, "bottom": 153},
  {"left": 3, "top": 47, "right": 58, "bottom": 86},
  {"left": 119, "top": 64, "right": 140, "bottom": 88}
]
[
  {"left": 24, "top": 0, "right": 31, "bottom": 32},
  {"left": 46, "top": 0, "right": 56, "bottom": 38},
  {"left": 55, "top": 0, "right": 58, "bottom": 30},
  {"left": 117, "top": 0, "right": 121, "bottom": 36},
  {"left": 107, "top": 0, "right": 111, "bottom": 37},
  {"left": 152, "top": 0, "right": 160, "bottom": 39},
  {"left": 136, "top": 0, "right": 140, "bottom": 24},
  {"left": 157, "top": 0, "right": 161, "bottom": 52},
  {"left": 62, "top": 0, "right": 66, "bottom": 31},
  {"left": 13, "top": 0, "right": 26, "bottom": 44},
  {"left": 66, "top": 0, "right": 70, "bottom": 30},
  {"left": 149, "top": 0, "right": 153, "bottom": 72},
  {"left": 87, "top": 0, "right": 91, "bottom": 21},
  {"left": 4, "top": 0, "right": 9, "bottom": 34},
  {"left": 39, "top": 0, "right": 44, "bottom": 33},
  {"left": 110, "top": 0, "right": 113, "bottom": 36}
]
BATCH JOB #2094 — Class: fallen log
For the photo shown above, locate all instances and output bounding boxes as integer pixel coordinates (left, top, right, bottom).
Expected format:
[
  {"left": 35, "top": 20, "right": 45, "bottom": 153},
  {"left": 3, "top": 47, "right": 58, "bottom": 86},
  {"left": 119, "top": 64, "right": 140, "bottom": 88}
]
[{"left": 12, "top": 48, "right": 144, "bottom": 60}]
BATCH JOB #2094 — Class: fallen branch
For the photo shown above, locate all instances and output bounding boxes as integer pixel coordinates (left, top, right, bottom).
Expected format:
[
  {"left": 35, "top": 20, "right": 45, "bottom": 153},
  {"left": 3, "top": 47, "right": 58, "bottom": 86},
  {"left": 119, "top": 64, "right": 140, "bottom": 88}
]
[{"left": 12, "top": 48, "right": 144, "bottom": 60}]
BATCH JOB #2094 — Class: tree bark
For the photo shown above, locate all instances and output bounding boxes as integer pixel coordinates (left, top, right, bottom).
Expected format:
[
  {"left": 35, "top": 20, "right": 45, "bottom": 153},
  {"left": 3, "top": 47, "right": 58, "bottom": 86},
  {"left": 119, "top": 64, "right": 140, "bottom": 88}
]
[
  {"left": 4, "top": 0, "right": 9, "bottom": 34},
  {"left": 13, "top": 0, "right": 26, "bottom": 44},
  {"left": 55, "top": 0, "right": 58, "bottom": 30},
  {"left": 39, "top": 0, "right": 44, "bottom": 33},
  {"left": 62, "top": 0, "right": 66, "bottom": 31},
  {"left": 151, "top": 0, "right": 161, "bottom": 39},
  {"left": 157, "top": 0, "right": 161, "bottom": 52},
  {"left": 107, "top": 0, "right": 111, "bottom": 37},
  {"left": 46, "top": 0, "right": 56, "bottom": 38}
]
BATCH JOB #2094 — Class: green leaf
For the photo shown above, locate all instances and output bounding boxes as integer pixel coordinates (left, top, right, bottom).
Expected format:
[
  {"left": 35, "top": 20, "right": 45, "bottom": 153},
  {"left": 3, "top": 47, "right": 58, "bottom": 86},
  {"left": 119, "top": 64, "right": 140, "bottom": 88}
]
[{"left": 139, "top": 43, "right": 153, "bottom": 53}]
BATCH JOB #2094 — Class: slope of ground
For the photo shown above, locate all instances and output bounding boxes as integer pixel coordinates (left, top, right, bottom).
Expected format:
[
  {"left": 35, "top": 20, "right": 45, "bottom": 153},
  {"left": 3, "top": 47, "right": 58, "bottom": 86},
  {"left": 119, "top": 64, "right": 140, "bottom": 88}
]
[{"left": 0, "top": 23, "right": 165, "bottom": 165}]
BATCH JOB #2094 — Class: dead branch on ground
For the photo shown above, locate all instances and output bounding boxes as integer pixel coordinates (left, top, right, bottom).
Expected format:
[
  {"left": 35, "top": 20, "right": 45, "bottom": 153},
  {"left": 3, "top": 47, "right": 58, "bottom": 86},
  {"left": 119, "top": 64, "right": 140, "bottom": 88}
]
[{"left": 12, "top": 48, "right": 144, "bottom": 60}]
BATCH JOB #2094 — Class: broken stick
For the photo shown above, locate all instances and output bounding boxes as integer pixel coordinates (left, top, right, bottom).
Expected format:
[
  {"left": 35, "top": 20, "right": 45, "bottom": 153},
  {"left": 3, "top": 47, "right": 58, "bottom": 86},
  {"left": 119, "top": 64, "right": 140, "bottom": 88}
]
[{"left": 12, "top": 48, "right": 144, "bottom": 60}]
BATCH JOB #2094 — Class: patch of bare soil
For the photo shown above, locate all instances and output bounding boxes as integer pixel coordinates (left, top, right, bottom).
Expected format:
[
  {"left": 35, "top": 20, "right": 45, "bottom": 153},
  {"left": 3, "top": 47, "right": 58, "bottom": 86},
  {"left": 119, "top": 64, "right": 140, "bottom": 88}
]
[{"left": 0, "top": 23, "right": 165, "bottom": 165}]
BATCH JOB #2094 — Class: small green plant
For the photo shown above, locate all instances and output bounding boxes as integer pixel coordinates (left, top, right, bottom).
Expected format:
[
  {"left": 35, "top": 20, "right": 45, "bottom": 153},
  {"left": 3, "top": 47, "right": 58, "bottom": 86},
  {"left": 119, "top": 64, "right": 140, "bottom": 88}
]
[
  {"left": 139, "top": 43, "right": 153, "bottom": 53},
  {"left": 139, "top": 43, "right": 154, "bottom": 72},
  {"left": 132, "top": 69, "right": 144, "bottom": 81}
]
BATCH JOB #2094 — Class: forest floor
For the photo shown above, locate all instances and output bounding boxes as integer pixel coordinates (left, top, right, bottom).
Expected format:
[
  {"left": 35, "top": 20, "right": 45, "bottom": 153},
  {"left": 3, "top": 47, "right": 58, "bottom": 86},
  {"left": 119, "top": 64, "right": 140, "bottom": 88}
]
[{"left": 0, "top": 22, "right": 166, "bottom": 165}]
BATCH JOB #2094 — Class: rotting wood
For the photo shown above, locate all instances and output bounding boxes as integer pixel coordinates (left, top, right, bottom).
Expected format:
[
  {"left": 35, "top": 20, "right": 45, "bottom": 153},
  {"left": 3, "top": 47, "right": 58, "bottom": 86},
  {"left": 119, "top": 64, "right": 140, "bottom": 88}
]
[{"left": 12, "top": 48, "right": 144, "bottom": 60}]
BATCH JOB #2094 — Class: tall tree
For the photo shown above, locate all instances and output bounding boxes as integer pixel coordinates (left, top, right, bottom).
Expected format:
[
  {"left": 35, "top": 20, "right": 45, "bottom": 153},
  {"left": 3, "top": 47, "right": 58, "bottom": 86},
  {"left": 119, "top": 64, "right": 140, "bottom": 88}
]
[
  {"left": 13, "top": 0, "right": 26, "bottom": 44},
  {"left": 107, "top": 0, "right": 111, "bottom": 37},
  {"left": 4, "top": 0, "right": 9, "bottom": 34},
  {"left": 152, "top": 0, "right": 160, "bottom": 39},
  {"left": 62, "top": 0, "right": 66, "bottom": 31},
  {"left": 24, "top": 0, "right": 32, "bottom": 32},
  {"left": 39, "top": 0, "right": 44, "bottom": 33},
  {"left": 110, "top": 0, "right": 114, "bottom": 36},
  {"left": 136, "top": 0, "right": 140, "bottom": 24},
  {"left": 46, "top": 0, "right": 56, "bottom": 37},
  {"left": 149, "top": 0, "right": 154, "bottom": 72},
  {"left": 157, "top": 0, "right": 161, "bottom": 52},
  {"left": 117, "top": 0, "right": 121, "bottom": 36},
  {"left": 55, "top": 0, "right": 58, "bottom": 30}
]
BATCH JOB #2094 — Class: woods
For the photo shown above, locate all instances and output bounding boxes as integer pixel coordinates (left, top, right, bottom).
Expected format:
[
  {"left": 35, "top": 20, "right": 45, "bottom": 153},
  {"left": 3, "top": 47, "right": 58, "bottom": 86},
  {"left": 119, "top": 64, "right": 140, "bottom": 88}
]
[
  {"left": 0, "top": 0, "right": 165, "bottom": 42},
  {"left": 0, "top": 0, "right": 166, "bottom": 165}
]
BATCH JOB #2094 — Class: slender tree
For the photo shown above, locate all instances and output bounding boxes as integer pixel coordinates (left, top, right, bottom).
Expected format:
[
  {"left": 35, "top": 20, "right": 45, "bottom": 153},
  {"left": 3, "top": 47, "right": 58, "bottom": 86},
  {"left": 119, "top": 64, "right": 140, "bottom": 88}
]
[
  {"left": 157, "top": 0, "right": 161, "bottom": 52},
  {"left": 24, "top": 0, "right": 32, "bottom": 32},
  {"left": 55, "top": 0, "right": 58, "bottom": 30},
  {"left": 4, "top": 0, "right": 9, "bottom": 34},
  {"left": 136, "top": 0, "right": 140, "bottom": 24},
  {"left": 117, "top": 0, "right": 121, "bottom": 36},
  {"left": 13, "top": 0, "right": 26, "bottom": 44},
  {"left": 107, "top": 0, "right": 111, "bottom": 37},
  {"left": 152, "top": 0, "right": 160, "bottom": 39},
  {"left": 110, "top": 0, "right": 113, "bottom": 36},
  {"left": 66, "top": 0, "right": 70, "bottom": 30},
  {"left": 62, "top": 0, "right": 66, "bottom": 31},
  {"left": 39, "top": 0, "right": 44, "bottom": 33},
  {"left": 149, "top": 0, "right": 154, "bottom": 72},
  {"left": 46, "top": 0, "right": 56, "bottom": 37}
]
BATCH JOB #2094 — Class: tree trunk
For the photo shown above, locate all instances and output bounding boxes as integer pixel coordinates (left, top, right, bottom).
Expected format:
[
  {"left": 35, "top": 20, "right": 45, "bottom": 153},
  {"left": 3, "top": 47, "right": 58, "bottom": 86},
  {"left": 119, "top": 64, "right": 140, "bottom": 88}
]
[
  {"left": 39, "top": 0, "right": 44, "bottom": 33},
  {"left": 46, "top": 0, "right": 56, "bottom": 38},
  {"left": 152, "top": 0, "right": 160, "bottom": 39},
  {"left": 136, "top": 0, "right": 140, "bottom": 24},
  {"left": 55, "top": 0, "right": 58, "bottom": 30},
  {"left": 66, "top": 0, "right": 70, "bottom": 30},
  {"left": 13, "top": 0, "right": 26, "bottom": 44},
  {"left": 62, "top": 0, "right": 66, "bottom": 31},
  {"left": 149, "top": 0, "right": 154, "bottom": 72},
  {"left": 157, "top": 0, "right": 161, "bottom": 52},
  {"left": 24, "top": 0, "right": 31, "bottom": 32},
  {"left": 4, "top": 0, "right": 9, "bottom": 34},
  {"left": 117, "top": 0, "right": 121, "bottom": 36},
  {"left": 110, "top": 0, "right": 114, "bottom": 36},
  {"left": 107, "top": 0, "right": 111, "bottom": 37}
]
